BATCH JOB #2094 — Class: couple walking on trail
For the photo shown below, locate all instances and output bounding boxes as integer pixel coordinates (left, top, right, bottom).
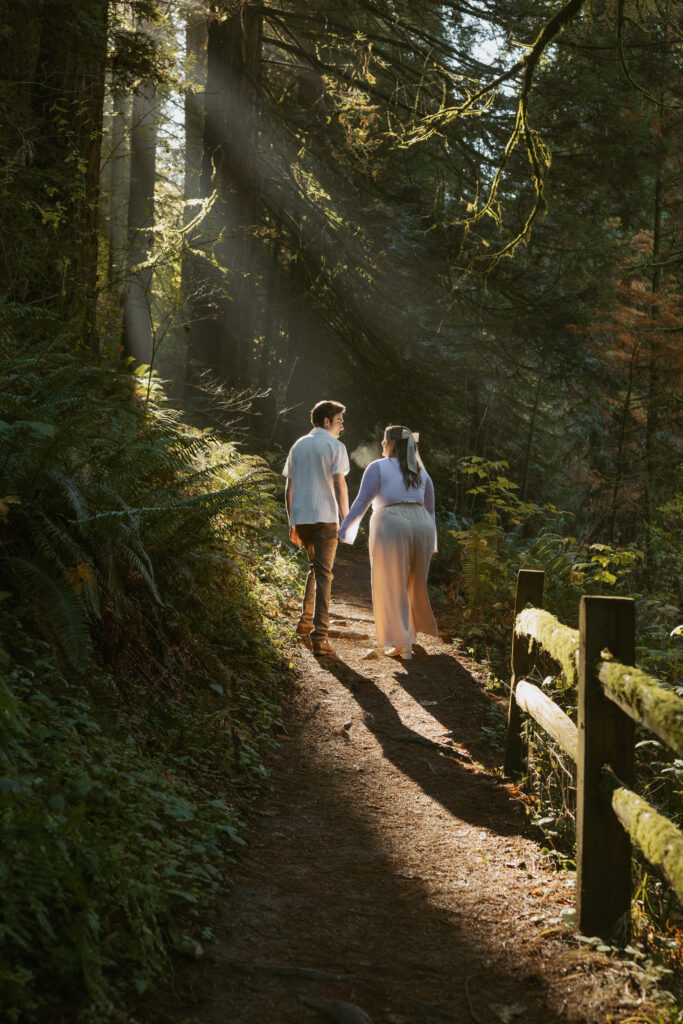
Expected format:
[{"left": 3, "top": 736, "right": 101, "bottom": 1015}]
[{"left": 283, "top": 400, "right": 438, "bottom": 659}]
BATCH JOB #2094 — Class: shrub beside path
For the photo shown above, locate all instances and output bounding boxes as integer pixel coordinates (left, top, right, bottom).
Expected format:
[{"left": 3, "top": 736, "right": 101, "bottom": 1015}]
[{"left": 162, "top": 546, "right": 659, "bottom": 1024}]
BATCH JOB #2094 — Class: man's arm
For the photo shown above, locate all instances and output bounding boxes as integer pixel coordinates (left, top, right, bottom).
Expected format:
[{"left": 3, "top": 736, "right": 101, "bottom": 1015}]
[
  {"left": 285, "top": 478, "right": 301, "bottom": 546},
  {"left": 333, "top": 473, "right": 349, "bottom": 521}
]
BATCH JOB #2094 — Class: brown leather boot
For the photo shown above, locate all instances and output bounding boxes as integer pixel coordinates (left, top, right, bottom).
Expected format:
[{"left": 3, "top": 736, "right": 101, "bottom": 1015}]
[{"left": 312, "top": 639, "right": 336, "bottom": 656}]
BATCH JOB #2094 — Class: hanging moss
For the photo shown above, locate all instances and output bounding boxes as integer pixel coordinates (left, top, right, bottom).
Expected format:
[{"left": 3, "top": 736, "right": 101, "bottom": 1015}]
[
  {"left": 611, "top": 786, "right": 683, "bottom": 904},
  {"left": 599, "top": 660, "right": 683, "bottom": 757},
  {"left": 515, "top": 608, "right": 580, "bottom": 687}
]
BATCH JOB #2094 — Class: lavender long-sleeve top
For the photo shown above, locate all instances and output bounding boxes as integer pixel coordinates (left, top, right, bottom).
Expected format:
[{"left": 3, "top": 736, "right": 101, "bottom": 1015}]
[{"left": 338, "top": 457, "right": 436, "bottom": 547}]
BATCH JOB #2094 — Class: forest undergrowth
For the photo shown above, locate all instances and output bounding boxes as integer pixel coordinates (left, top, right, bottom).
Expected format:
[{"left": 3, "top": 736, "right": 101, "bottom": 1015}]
[{"left": 0, "top": 317, "right": 305, "bottom": 1023}]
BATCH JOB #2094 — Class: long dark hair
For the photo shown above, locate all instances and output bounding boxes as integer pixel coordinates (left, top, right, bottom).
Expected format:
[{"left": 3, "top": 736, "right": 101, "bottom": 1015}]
[{"left": 384, "top": 425, "right": 422, "bottom": 489}]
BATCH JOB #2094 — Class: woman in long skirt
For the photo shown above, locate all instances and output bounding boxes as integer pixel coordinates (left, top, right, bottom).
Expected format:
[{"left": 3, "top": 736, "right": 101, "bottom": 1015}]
[{"left": 338, "top": 425, "right": 438, "bottom": 660}]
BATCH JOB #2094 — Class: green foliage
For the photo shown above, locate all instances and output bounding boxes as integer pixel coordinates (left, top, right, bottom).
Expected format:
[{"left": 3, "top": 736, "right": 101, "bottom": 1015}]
[
  {"left": 0, "top": 587, "right": 292, "bottom": 1022},
  {"left": 0, "top": 348, "right": 272, "bottom": 674},
  {"left": 0, "top": 608, "right": 238, "bottom": 1021},
  {"left": 435, "top": 458, "right": 680, "bottom": 686},
  {"left": 433, "top": 456, "right": 562, "bottom": 658},
  {"left": 0, "top": 338, "right": 300, "bottom": 1022}
]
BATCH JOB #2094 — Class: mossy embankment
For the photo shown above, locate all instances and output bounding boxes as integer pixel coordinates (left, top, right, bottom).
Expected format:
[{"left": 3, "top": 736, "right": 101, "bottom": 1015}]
[{"left": 0, "top": 352, "right": 304, "bottom": 1023}]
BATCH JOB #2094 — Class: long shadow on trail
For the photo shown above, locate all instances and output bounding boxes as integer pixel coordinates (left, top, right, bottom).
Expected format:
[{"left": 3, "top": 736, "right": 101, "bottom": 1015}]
[
  {"left": 323, "top": 656, "right": 538, "bottom": 842},
  {"left": 159, "top": 689, "right": 571, "bottom": 1024},
  {"left": 399, "top": 653, "right": 511, "bottom": 771}
]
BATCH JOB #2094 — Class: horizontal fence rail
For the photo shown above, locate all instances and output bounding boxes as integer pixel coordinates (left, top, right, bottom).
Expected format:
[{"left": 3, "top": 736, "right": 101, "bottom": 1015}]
[
  {"left": 505, "top": 569, "right": 683, "bottom": 940},
  {"left": 514, "top": 608, "right": 579, "bottom": 688},
  {"left": 603, "top": 767, "right": 683, "bottom": 902},
  {"left": 599, "top": 660, "right": 683, "bottom": 757},
  {"left": 514, "top": 679, "right": 578, "bottom": 761}
]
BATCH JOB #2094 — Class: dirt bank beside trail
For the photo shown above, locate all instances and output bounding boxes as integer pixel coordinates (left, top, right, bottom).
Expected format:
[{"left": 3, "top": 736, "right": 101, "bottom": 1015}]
[{"left": 158, "top": 545, "right": 663, "bottom": 1024}]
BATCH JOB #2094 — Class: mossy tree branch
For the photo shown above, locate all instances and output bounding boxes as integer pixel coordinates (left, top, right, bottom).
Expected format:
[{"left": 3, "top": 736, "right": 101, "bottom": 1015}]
[{"left": 404, "top": 0, "right": 591, "bottom": 272}]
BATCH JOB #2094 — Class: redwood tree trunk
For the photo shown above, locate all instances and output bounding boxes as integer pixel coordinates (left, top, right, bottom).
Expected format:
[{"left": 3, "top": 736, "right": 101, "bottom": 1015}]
[
  {"left": 195, "top": 0, "right": 263, "bottom": 385},
  {"left": 108, "top": 91, "right": 129, "bottom": 291},
  {"left": 122, "top": 79, "right": 158, "bottom": 367},
  {"left": 0, "top": 0, "right": 108, "bottom": 345},
  {"left": 182, "top": 10, "right": 209, "bottom": 399}
]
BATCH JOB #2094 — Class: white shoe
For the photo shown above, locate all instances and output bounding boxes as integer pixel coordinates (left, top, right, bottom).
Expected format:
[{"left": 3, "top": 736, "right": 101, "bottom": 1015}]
[{"left": 384, "top": 646, "right": 412, "bottom": 660}]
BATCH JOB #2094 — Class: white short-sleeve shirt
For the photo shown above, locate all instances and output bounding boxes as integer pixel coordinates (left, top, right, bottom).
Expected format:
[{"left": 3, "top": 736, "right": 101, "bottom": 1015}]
[{"left": 282, "top": 427, "right": 350, "bottom": 526}]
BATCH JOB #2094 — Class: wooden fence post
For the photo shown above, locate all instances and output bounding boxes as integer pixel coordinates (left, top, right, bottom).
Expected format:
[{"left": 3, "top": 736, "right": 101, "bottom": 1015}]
[
  {"left": 576, "top": 596, "right": 635, "bottom": 939},
  {"left": 504, "top": 569, "right": 544, "bottom": 778}
]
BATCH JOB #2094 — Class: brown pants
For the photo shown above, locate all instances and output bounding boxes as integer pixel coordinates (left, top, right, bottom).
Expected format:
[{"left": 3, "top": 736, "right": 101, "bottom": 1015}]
[{"left": 296, "top": 522, "right": 338, "bottom": 644}]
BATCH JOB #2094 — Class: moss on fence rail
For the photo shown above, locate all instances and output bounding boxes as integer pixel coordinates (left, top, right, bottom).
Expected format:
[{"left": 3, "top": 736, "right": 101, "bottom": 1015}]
[
  {"left": 515, "top": 608, "right": 579, "bottom": 687},
  {"left": 608, "top": 781, "right": 683, "bottom": 905},
  {"left": 599, "top": 661, "right": 683, "bottom": 757}
]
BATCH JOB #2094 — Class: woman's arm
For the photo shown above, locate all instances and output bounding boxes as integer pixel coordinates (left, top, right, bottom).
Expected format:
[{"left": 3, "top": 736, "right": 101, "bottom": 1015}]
[
  {"left": 424, "top": 474, "right": 437, "bottom": 553},
  {"left": 338, "top": 462, "right": 381, "bottom": 543},
  {"left": 424, "top": 474, "right": 435, "bottom": 516}
]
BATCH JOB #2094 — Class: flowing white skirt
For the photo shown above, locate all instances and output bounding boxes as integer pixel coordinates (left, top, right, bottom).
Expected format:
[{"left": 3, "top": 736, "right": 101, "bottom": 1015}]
[{"left": 369, "top": 503, "right": 438, "bottom": 648}]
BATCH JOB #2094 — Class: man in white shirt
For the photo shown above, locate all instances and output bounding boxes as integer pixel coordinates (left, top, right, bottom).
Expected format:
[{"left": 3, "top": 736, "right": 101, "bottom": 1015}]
[{"left": 283, "top": 401, "right": 350, "bottom": 655}]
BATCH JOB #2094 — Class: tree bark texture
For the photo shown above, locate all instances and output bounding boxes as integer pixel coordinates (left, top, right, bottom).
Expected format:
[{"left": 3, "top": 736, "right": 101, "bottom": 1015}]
[
  {"left": 194, "top": 1, "right": 263, "bottom": 384},
  {"left": 182, "top": 11, "right": 209, "bottom": 400},
  {"left": 521, "top": 377, "right": 542, "bottom": 502},
  {"left": 108, "top": 91, "right": 129, "bottom": 290},
  {"left": 123, "top": 79, "right": 158, "bottom": 367},
  {"left": 0, "top": 0, "right": 108, "bottom": 344}
]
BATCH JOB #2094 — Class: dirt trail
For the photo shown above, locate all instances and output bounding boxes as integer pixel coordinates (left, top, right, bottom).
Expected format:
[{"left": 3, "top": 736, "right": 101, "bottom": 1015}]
[{"left": 163, "top": 546, "right": 651, "bottom": 1024}]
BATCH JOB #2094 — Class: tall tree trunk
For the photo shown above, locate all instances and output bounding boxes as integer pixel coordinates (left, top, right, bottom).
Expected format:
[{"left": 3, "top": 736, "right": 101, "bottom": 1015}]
[
  {"left": 122, "top": 79, "right": 157, "bottom": 366},
  {"left": 198, "top": 0, "right": 262, "bottom": 384},
  {"left": 609, "top": 342, "right": 639, "bottom": 545},
  {"left": 644, "top": 172, "right": 663, "bottom": 507},
  {"left": 108, "top": 91, "right": 128, "bottom": 291},
  {"left": 41, "top": 0, "right": 107, "bottom": 346},
  {"left": 182, "top": 10, "right": 209, "bottom": 399},
  {"left": 643, "top": 1, "right": 670, "bottom": 577},
  {"left": 0, "top": 0, "right": 108, "bottom": 344},
  {"left": 521, "top": 377, "right": 542, "bottom": 502}
]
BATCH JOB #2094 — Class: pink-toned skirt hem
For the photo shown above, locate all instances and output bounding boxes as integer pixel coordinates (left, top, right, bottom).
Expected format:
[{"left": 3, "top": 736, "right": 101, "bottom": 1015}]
[{"left": 369, "top": 504, "right": 438, "bottom": 648}]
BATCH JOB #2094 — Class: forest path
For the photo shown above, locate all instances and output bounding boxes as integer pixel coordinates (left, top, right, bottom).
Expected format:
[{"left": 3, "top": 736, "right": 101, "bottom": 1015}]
[{"left": 163, "top": 545, "right": 646, "bottom": 1024}]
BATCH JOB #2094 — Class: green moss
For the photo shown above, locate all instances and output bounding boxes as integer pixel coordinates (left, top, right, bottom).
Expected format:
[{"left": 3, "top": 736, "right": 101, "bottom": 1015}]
[
  {"left": 515, "top": 607, "right": 580, "bottom": 686},
  {"left": 612, "top": 786, "right": 683, "bottom": 903},
  {"left": 599, "top": 661, "right": 683, "bottom": 757}
]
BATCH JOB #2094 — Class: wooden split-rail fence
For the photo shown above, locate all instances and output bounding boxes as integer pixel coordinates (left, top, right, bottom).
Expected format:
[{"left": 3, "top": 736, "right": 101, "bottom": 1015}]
[{"left": 504, "top": 569, "right": 683, "bottom": 940}]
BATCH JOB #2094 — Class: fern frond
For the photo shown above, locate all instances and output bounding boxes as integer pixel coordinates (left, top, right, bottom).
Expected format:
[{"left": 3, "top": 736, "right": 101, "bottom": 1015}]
[
  {"left": 45, "top": 469, "right": 90, "bottom": 522},
  {"left": 3, "top": 556, "right": 90, "bottom": 670},
  {"left": 24, "top": 510, "right": 85, "bottom": 577}
]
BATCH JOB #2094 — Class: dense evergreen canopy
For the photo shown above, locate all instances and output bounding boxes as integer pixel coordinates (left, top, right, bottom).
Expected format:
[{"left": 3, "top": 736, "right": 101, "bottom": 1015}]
[{"left": 2, "top": 0, "right": 680, "bottom": 538}]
